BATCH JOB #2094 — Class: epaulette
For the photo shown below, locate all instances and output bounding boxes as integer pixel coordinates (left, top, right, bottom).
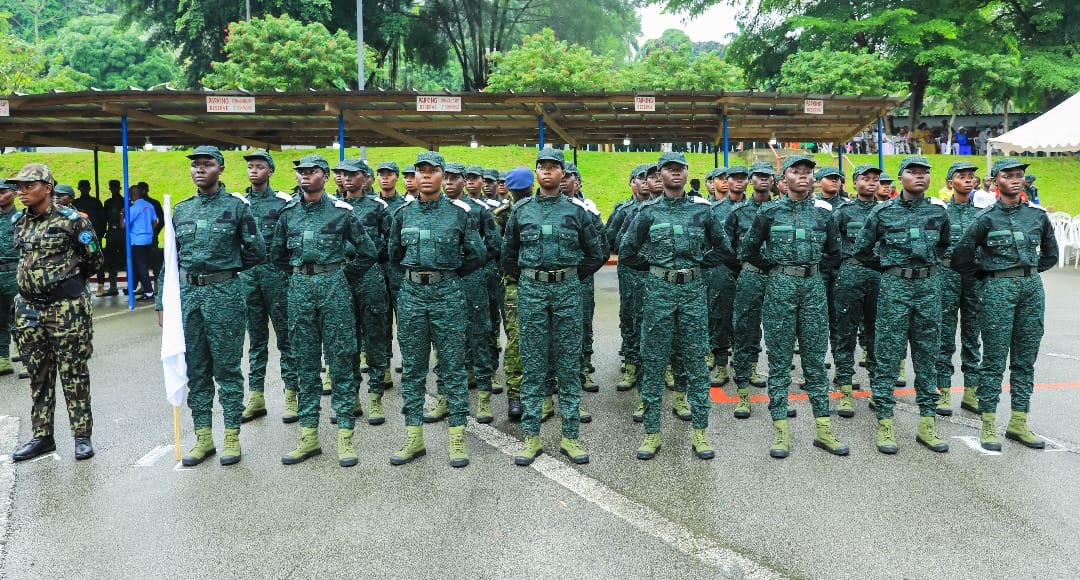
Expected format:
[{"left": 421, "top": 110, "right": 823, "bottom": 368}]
[
  {"left": 974, "top": 205, "right": 996, "bottom": 219},
  {"left": 568, "top": 196, "right": 590, "bottom": 212},
  {"left": 404, "top": 194, "right": 416, "bottom": 203},
  {"left": 57, "top": 205, "right": 82, "bottom": 220},
  {"left": 451, "top": 198, "right": 471, "bottom": 212},
  {"left": 581, "top": 197, "right": 601, "bottom": 216},
  {"left": 814, "top": 199, "right": 833, "bottom": 211},
  {"left": 281, "top": 197, "right": 299, "bottom": 211},
  {"left": 334, "top": 199, "right": 354, "bottom": 211},
  {"left": 485, "top": 199, "right": 501, "bottom": 209},
  {"left": 640, "top": 197, "right": 662, "bottom": 207},
  {"left": 11, "top": 210, "right": 24, "bottom": 223},
  {"left": 1027, "top": 202, "right": 1047, "bottom": 212},
  {"left": 372, "top": 196, "right": 389, "bottom": 208},
  {"left": 929, "top": 197, "right": 947, "bottom": 208},
  {"left": 230, "top": 192, "right": 251, "bottom": 205},
  {"left": 275, "top": 191, "right": 292, "bottom": 202},
  {"left": 731, "top": 200, "right": 749, "bottom": 211},
  {"left": 692, "top": 196, "right": 712, "bottom": 206},
  {"left": 514, "top": 196, "right": 534, "bottom": 209}
]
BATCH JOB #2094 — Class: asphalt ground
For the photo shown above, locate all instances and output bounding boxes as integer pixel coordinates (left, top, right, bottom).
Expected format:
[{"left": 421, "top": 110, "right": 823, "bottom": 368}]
[{"left": 2, "top": 266, "right": 1079, "bottom": 579}]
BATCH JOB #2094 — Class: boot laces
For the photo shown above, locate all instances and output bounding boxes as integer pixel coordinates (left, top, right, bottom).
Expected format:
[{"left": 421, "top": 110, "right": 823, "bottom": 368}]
[
  {"left": 881, "top": 423, "right": 895, "bottom": 441},
  {"left": 450, "top": 433, "right": 466, "bottom": 455}
]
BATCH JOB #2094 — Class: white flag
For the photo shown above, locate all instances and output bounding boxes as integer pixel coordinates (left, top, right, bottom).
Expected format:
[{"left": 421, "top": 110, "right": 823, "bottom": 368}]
[{"left": 160, "top": 195, "right": 188, "bottom": 407}]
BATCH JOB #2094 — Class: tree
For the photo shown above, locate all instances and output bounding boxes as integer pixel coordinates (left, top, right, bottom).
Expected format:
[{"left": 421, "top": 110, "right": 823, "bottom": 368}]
[
  {"left": 0, "top": 12, "right": 89, "bottom": 94},
  {"left": 0, "top": 0, "right": 105, "bottom": 42},
  {"left": 202, "top": 14, "right": 377, "bottom": 91},
  {"left": 994, "top": 0, "right": 1080, "bottom": 109},
  {"left": 46, "top": 14, "right": 182, "bottom": 90},
  {"left": 776, "top": 47, "right": 906, "bottom": 96},
  {"left": 485, "top": 28, "right": 624, "bottom": 92},
  {"left": 627, "top": 42, "right": 744, "bottom": 91}
]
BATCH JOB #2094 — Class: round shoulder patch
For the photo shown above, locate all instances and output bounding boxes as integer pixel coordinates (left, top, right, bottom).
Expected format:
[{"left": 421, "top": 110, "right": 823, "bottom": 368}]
[{"left": 78, "top": 231, "right": 94, "bottom": 244}]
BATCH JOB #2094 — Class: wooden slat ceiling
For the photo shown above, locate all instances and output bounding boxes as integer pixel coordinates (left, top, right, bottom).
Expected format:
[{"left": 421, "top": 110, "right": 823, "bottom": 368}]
[{"left": 0, "top": 89, "right": 907, "bottom": 152}]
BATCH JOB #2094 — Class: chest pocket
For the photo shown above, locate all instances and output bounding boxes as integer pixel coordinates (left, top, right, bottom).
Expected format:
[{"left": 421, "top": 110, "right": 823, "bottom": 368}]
[
  {"left": 985, "top": 229, "right": 1018, "bottom": 266},
  {"left": 648, "top": 224, "right": 675, "bottom": 262},
  {"left": 175, "top": 222, "right": 197, "bottom": 258},
  {"left": 557, "top": 227, "right": 582, "bottom": 262},
  {"left": 209, "top": 220, "right": 237, "bottom": 257},
  {"left": 400, "top": 227, "right": 421, "bottom": 266},
  {"left": 845, "top": 221, "right": 863, "bottom": 243},
  {"left": 949, "top": 223, "right": 964, "bottom": 244},
  {"left": 768, "top": 225, "right": 795, "bottom": 262},
  {"left": 685, "top": 225, "right": 705, "bottom": 260},
  {"left": 519, "top": 227, "right": 542, "bottom": 266},
  {"left": 435, "top": 233, "right": 459, "bottom": 267},
  {"left": 797, "top": 226, "right": 827, "bottom": 264}
]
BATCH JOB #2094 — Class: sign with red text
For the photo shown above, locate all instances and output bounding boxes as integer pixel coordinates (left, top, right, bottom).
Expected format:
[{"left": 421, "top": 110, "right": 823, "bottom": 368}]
[
  {"left": 634, "top": 96, "right": 656, "bottom": 112},
  {"left": 417, "top": 96, "right": 462, "bottom": 112},
  {"left": 206, "top": 96, "right": 256, "bottom": 113},
  {"left": 803, "top": 99, "right": 824, "bottom": 115},
  {"left": 0, "top": 100, "right": 9, "bottom": 117}
]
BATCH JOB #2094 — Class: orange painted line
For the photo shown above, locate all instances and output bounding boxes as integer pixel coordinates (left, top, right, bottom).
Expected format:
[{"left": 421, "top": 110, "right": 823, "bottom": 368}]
[{"left": 709, "top": 382, "right": 1080, "bottom": 404}]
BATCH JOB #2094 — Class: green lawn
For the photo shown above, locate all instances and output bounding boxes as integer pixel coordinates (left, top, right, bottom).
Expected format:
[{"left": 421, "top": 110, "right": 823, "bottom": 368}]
[{"left": 2, "top": 147, "right": 1078, "bottom": 217}]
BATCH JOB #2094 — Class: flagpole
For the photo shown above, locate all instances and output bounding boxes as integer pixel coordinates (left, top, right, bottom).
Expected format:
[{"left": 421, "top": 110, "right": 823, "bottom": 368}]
[
  {"left": 174, "top": 405, "right": 181, "bottom": 461},
  {"left": 160, "top": 194, "right": 189, "bottom": 462}
]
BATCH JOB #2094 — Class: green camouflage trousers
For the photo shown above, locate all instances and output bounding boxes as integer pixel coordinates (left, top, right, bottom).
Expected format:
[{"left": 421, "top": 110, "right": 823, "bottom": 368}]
[
  {"left": 937, "top": 268, "right": 982, "bottom": 389},
  {"left": 487, "top": 265, "right": 503, "bottom": 367},
  {"left": 240, "top": 263, "right": 296, "bottom": 392},
  {"left": 398, "top": 277, "right": 469, "bottom": 428},
  {"left": 0, "top": 272, "right": 18, "bottom": 358},
  {"left": 761, "top": 272, "right": 831, "bottom": 420},
  {"left": 581, "top": 275, "right": 595, "bottom": 369},
  {"left": 501, "top": 278, "right": 522, "bottom": 398},
  {"left": 622, "top": 267, "right": 646, "bottom": 366},
  {"left": 519, "top": 275, "right": 583, "bottom": 438},
  {"left": 350, "top": 264, "right": 391, "bottom": 393},
  {"left": 833, "top": 261, "right": 879, "bottom": 387},
  {"left": 288, "top": 269, "right": 358, "bottom": 429},
  {"left": 732, "top": 267, "right": 767, "bottom": 387},
  {"left": 181, "top": 277, "right": 247, "bottom": 430},
  {"left": 977, "top": 275, "right": 1044, "bottom": 413},
  {"left": 704, "top": 264, "right": 736, "bottom": 365},
  {"left": 15, "top": 293, "right": 94, "bottom": 438},
  {"left": 639, "top": 276, "right": 710, "bottom": 432},
  {"left": 871, "top": 274, "right": 941, "bottom": 419},
  {"left": 463, "top": 269, "right": 493, "bottom": 390}
]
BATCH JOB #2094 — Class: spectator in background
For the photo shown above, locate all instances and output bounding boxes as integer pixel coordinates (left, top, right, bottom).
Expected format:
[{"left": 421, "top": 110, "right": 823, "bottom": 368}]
[
  {"left": 138, "top": 181, "right": 165, "bottom": 278},
  {"left": 125, "top": 183, "right": 158, "bottom": 301},
  {"left": 937, "top": 177, "right": 953, "bottom": 202},
  {"left": 877, "top": 172, "right": 896, "bottom": 200},
  {"left": 74, "top": 181, "right": 107, "bottom": 295},
  {"left": 1024, "top": 175, "right": 1039, "bottom": 205},
  {"left": 972, "top": 176, "right": 995, "bottom": 208},
  {"left": 100, "top": 179, "right": 125, "bottom": 296}
]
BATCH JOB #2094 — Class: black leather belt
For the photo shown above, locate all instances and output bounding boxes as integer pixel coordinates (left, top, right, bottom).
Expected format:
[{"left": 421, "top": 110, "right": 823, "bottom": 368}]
[
  {"left": 650, "top": 266, "right": 701, "bottom": 284},
  {"left": 0, "top": 261, "right": 17, "bottom": 273},
  {"left": 293, "top": 262, "right": 342, "bottom": 275},
  {"left": 406, "top": 270, "right": 458, "bottom": 284},
  {"left": 522, "top": 267, "right": 577, "bottom": 283},
  {"left": 774, "top": 264, "right": 820, "bottom": 278},
  {"left": 742, "top": 263, "right": 763, "bottom": 274},
  {"left": 884, "top": 265, "right": 939, "bottom": 279},
  {"left": 184, "top": 270, "right": 238, "bottom": 286},
  {"left": 986, "top": 266, "right": 1035, "bottom": 278}
]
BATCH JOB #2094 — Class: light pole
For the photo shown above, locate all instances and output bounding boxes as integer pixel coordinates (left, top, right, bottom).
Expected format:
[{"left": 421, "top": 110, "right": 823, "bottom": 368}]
[
  {"left": 246, "top": 0, "right": 251, "bottom": 21},
  {"left": 357, "top": 0, "right": 366, "bottom": 161}
]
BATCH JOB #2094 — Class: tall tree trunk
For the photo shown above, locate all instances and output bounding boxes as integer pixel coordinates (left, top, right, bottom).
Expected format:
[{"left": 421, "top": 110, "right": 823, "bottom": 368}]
[
  {"left": 1003, "top": 97, "right": 1010, "bottom": 131},
  {"left": 906, "top": 67, "right": 929, "bottom": 143}
]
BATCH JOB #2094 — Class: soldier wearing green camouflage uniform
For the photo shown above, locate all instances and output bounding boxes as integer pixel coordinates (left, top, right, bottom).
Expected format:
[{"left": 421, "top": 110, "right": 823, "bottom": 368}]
[
  {"left": 935, "top": 161, "right": 982, "bottom": 416},
  {"left": 388, "top": 152, "right": 486, "bottom": 468},
  {"left": 562, "top": 163, "right": 606, "bottom": 394},
  {"left": 338, "top": 159, "right": 393, "bottom": 426},
  {"left": 832, "top": 164, "right": 882, "bottom": 418},
  {"left": 853, "top": 155, "right": 952, "bottom": 454},
  {"left": 0, "top": 180, "right": 20, "bottom": 376},
  {"left": 8, "top": 165, "right": 103, "bottom": 462},
  {"left": 504, "top": 149, "right": 605, "bottom": 466},
  {"left": 494, "top": 167, "right": 533, "bottom": 420},
  {"left": 743, "top": 155, "right": 847, "bottom": 458},
  {"left": 952, "top": 158, "right": 1057, "bottom": 452},
  {"left": 481, "top": 168, "right": 506, "bottom": 378},
  {"left": 706, "top": 165, "right": 742, "bottom": 386},
  {"left": 158, "top": 147, "right": 265, "bottom": 467},
  {"left": 237, "top": 150, "right": 298, "bottom": 424},
  {"left": 815, "top": 166, "right": 846, "bottom": 359},
  {"left": 379, "top": 163, "right": 411, "bottom": 375},
  {"left": 271, "top": 154, "right": 378, "bottom": 467},
  {"left": 607, "top": 165, "right": 648, "bottom": 390},
  {"left": 620, "top": 152, "right": 735, "bottom": 461}
]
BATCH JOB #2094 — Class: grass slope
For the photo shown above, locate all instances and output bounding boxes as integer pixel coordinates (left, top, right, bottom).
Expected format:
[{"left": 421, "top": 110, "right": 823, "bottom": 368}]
[{"left": 2, "top": 147, "right": 1078, "bottom": 217}]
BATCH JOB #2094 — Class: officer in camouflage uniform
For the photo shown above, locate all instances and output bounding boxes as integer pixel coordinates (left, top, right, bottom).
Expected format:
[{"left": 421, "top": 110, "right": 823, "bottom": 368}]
[
  {"left": 706, "top": 165, "right": 746, "bottom": 386},
  {"left": 271, "top": 154, "right": 378, "bottom": 467},
  {"left": 743, "top": 155, "right": 847, "bottom": 458},
  {"left": 504, "top": 148, "right": 605, "bottom": 466},
  {"left": 815, "top": 166, "right": 846, "bottom": 360},
  {"left": 494, "top": 167, "right": 533, "bottom": 420},
  {"left": 620, "top": 152, "right": 735, "bottom": 461},
  {"left": 853, "top": 155, "right": 951, "bottom": 454},
  {"left": 8, "top": 165, "right": 102, "bottom": 462},
  {"left": 952, "top": 158, "right": 1057, "bottom": 452},
  {"left": 237, "top": 150, "right": 298, "bottom": 424},
  {"left": 935, "top": 161, "right": 982, "bottom": 416},
  {"left": 562, "top": 162, "right": 606, "bottom": 394},
  {"left": 379, "top": 162, "right": 411, "bottom": 375},
  {"left": 832, "top": 164, "right": 882, "bottom": 418},
  {"left": 724, "top": 162, "right": 776, "bottom": 419},
  {"left": 481, "top": 168, "right": 506, "bottom": 377},
  {"left": 0, "top": 179, "right": 20, "bottom": 376},
  {"left": 155, "top": 147, "right": 265, "bottom": 467},
  {"left": 388, "top": 152, "right": 486, "bottom": 468},
  {"left": 337, "top": 159, "right": 393, "bottom": 426},
  {"left": 606, "top": 165, "right": 648, "bottom": 390}
]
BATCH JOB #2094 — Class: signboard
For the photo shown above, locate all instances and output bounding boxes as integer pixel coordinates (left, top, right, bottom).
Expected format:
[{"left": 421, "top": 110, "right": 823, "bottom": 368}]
[
  {"left": 0, "top": 100, "right": 8, "bottom": 117},
  {"left": 417, "top": 96, "right": 462, "bottom": 112},
  {"left": 634, "top": 96, "right": 656, "bottom": 112},
  {"left": 803, "top": 99, "right": 824, "bottom": 115},
  {"left": 206, "top": 96, "right": 256, "bottom": 113}
]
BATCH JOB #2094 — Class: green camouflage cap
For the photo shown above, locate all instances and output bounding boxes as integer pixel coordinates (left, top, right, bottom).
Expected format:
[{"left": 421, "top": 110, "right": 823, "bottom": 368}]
[
  {"left": 725, "top": 164, "right": 749, "bottom": 176},
  {"left": 657, "top": 151, "right": 689, "bottom": 168},
  {"left": 897, "top": 155, "right": 931, "bottom": 174},
  {"left": 10, "top": 163, "right": 54, "bottom": 184},
  {"left": 483, "top": 168, "right": 499, "bottom": 180},
  {"left": 946, "top": 160, "right": 979, "bottom": 180},
  {"left": 356, "top": 160, "right": 374, "bottom": 176},
  {"left": 712, "top": 167, "right": 729, "bottom": 178},
  {"left": 402, "top": 164, "right": 416, "bottom": 174},
  {"left": 377, "top": 161, "right": 400, "bottom": 174},
  {"left": 53, "top": 183, "right": 76, "bottom": 197},
  {"left": 852, "top": 164, "right": 882, "bottom": 178},
  {"left": 536, "top": 148, "right": 565, "bottom": 166},
  {"left": 464, "top": 165, "right": 484, "bottom": 177},
  {"left": 242, "top": 149, "right": 275, "bottom": 171},
  {"left": 749, "top": 162, "right": 775, "bottom": 176},
  {"left": 0, "top": 179, "right": 16, "bottom": 191},
  {"left": 443, "top": 161, "right": 466, "bottom": 175},
  {"left": 187, "top": 145, "right": 225, "bottom": 165},
  {"left": 563, "top": 162, "right": 580, "bottom": 176},
  {"left": 630, "top": 164, "right": 648, "bottom": 181},
  {"left": 990, "top": 158, "right": 1029, "bottom": 178},
  {"left": 814, "top": 166, "right": 842, "bottom": 180},
  {"left": 415, "top": 151, "right": 445, "bottom": 168},
  {"left": 333, "top": 159, "right": 365, "bottom": 173},
  {"left": 781, "top": 155, "right": 816, "bottom": 173},
  {"left": 294, "top": 154, "right": 331, "bottom": 173},
  {"left": 645, "top": 162, "right": 660, "bottom": 175},
  {"left": 878, "top": 171, "right": 894, "bottom": 183}
]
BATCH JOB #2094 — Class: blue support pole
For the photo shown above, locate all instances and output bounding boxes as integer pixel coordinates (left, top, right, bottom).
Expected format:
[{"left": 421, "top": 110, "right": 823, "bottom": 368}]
[
  {"left": 838, "top": 148, "right": 844, "bottom": 175},
  {"left": 537, "top": 115, "right": 545, "bottom": 150},
  {"left": 121, "top": 114, "right": 134, "bottom": 310},
  {"left": 877, "top": 117, "right": 885, "bottom": 170},
  {"left": 722, "top": 114, "right": 730, "bottom": 166},
  {"left": 338, "top": 114, "right": 346, "bottom": 162}
]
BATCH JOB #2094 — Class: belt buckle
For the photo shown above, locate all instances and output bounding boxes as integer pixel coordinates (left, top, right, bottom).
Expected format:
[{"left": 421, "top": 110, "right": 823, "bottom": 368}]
[
  {"left": 419, "top": 272, "right": 430, "bottom": 284},
  {"left": 673, "top": 271, "right": 687, "bottom": 284}
]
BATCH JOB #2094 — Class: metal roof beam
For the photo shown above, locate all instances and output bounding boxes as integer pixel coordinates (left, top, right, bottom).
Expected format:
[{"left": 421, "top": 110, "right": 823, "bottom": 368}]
[
  {"left": 325, "top": 103, "right": 432, "bottom": 149},
  {"left": 534, "top": 104, "right": 578, "bottom": 148},
  {"left": 0, "top": 131, "right": 114, "bottom": 152}
]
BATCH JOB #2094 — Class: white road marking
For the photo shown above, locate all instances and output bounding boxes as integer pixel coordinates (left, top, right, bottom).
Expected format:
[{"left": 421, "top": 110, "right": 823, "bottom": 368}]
[
  {"left": 27, "top": 452, "right": 60, "bottom": 463},
  {"left": 952, "top": 436, "right": 1002, "bottom": 456},
  {"left": 0, "top": 416, "right": 19, "bottom": 555},
  {"left": 135, "top": 445, "right": 173, "bottom": 467},
  {"left": 1046, "top": 352, "right": 1080, "bottom": 361},
  {"left": 173, "top": 462, "right": 193, "bottom": 472},
  {"left": 94, "top": 305, "right": 154, "bottom": 321}
]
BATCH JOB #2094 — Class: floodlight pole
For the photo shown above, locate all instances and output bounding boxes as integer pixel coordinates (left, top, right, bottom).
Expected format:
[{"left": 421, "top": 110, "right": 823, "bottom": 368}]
[
  {"left": 121, "top": 113, "right": 134, "bottom": 310},
  {"left": 246, "top": 0, "right": 251, "bottom": 21},
  {"left": 357, "top": 0, "right": 366, "bottom": 161},
  {"left": 722, "top": 114, "right": 729, "bottom": 166}
]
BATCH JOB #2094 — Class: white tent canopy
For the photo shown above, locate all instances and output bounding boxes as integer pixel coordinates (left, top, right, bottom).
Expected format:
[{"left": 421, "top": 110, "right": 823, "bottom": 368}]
[{"left": 989, "top": 91, "right": 1080, "bottom": 153}]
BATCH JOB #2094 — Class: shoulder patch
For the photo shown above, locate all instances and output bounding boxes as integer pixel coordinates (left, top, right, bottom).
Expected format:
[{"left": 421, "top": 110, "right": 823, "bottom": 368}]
[
  {"left": 78, "top": 230, "right": 95, "bottom": 244},
  {"left": 692, "top": 196, "right": 712, "bottom": 206},
  {"left": 929, "top": 197, "right": 946, "bottom": 208},
  {"left": 814, "top": 199, "right": 833, "bottom": 211},
  {"left": 451, "top": 198, "right": 471, "bottom": 212},
  {"left": 372, "top": 197, "right": 388, "bottom": 208},
  {"left": 230, "top": 192, "right": 251, "bottom": 205},
  {"left": 275, "top": 191, "right": 293, "bottom": 202},
  {"left": 334, "top": 199, "right": 354, "bottom": 211}
]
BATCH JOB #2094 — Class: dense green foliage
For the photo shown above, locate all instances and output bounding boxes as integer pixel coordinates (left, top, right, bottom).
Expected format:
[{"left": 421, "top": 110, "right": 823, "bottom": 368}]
[
  {"left": 776, "top": 47, "right": 905, "bottom": 96},
  {"left": 47, "top": 14, "right": 182, "bottom": 90}
]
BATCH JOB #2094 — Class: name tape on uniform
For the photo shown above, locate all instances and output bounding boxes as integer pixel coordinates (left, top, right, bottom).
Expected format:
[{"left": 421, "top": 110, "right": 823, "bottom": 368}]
[
  {"left": 206, "top": 96, "right": 255, "bottom": 113},
  {"left": 417, "top": 96, "right": 461, "bottom": 112}
]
